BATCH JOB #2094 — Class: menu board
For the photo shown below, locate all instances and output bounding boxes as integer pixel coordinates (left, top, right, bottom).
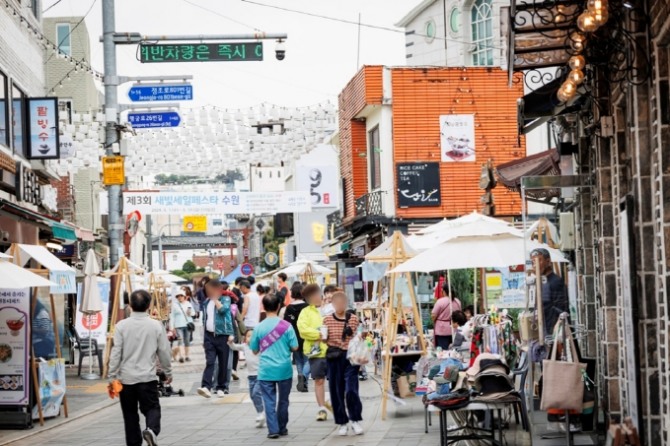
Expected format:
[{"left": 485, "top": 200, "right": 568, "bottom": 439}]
[
  {"left": 396, "top": 162, "right": 441, "bottom": 208},
  {"left": 32, "top": 359, "right": 66, "bottom": 419},
  {"left": 0, "top": 288, "right": 30, "bottom": 406}
]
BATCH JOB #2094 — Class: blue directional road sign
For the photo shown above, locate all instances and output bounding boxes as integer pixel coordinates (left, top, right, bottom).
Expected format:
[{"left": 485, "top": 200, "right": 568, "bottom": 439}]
[
  {"left": 128, "top": 84, "right": 193, "bottom": 102},
  {"left": 128, "top": 111, "right": 181, "bottom": 129}
]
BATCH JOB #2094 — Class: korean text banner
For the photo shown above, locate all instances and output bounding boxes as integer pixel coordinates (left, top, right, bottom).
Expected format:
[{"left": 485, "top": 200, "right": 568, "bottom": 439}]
[
  {"left": 123, "top": 191, "right": 312, "bottom": 215},
  {"left": 0, "top": 288, "right": 31, "bottom": 406},
  {"left": 440, "top": 114, "right": 475, "bottom": 162},
  {"left": 27, "top": 98, "right": 60, "bottom": 160}
]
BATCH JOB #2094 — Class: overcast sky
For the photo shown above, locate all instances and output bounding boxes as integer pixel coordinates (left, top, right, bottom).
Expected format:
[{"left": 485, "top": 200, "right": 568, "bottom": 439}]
[{"left": 43, "top": 0, "right": 417, "bottom": 109}]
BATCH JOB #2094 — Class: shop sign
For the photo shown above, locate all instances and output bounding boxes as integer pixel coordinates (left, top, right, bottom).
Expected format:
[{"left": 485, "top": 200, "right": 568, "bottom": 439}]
[
  {"left": 59, "top": 133, "right": 75, "bottom": 158},
  {"left": 31, "top": 359, "right": 65, "bottom": 419},
  {"left": 0, "top": 288, "right": 31, "bottom": 406},
  {"left": 296, "top": 165, "right": 338, "bottom": 208},
  {"left": 75, "top": 281, "right": 110, "bottom": 346},
  {"left": 182, "top": 215, "right": 207, "bottom": 233},
  {"left": 102, "top": 156, "right": 125, "bottom": 186},
  {"left": 26, "top": 98, "right": 60, "bottom": 160},
  {"left": 53, "top": 244, "right": 76, "bottom": 258},
  {"left": 122, "top": 191, "right": 311, "bottom": 215},
  {"left": 396, "top": 162, "right": 441, "bottom": 208},
  {"left": 139, "top": 42, "right": 263, "bottom": 63},
  {"left": 440, "top": 114, "right": 475, "bottom": 162},
  {"left": 15, "top": 163, "right": 41, "bottom": 206}
]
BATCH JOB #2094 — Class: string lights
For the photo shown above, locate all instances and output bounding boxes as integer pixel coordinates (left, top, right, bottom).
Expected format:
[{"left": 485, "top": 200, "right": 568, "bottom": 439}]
[{"left": 556, "top": 0, "right": 610, "bottom": 102}]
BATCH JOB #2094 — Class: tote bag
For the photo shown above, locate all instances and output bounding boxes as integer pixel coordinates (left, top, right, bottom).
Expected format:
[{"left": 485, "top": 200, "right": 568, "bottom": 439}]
[{"left": 540, "top": 323, "right": 586, "bottom": 412}]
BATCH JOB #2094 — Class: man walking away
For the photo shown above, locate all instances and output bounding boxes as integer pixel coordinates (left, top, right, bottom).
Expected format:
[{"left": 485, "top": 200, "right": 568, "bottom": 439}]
[
  {"left": 250, "top": 293, "right": 299, "bottom": 439},
  {"left": 198, "top": 279, "right": 235, "bottom": 398},
  {"left": 108, "top": 289, "right": 172, "bottom": 446}
]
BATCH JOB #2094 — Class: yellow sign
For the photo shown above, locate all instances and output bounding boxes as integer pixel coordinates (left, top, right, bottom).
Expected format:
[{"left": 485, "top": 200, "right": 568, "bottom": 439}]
[
  {"left": 182, "top": 215, "right": 207, "bottom": 233},
  {"left": 102, "top": 156, "right": 125, "bottom": 185}
]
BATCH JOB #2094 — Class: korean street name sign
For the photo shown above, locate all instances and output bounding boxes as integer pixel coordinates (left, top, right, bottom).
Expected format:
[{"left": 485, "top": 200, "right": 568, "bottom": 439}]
[
  {"left": 128, "top": 111, "right": 181, "bottom": 129},
  {"left": 139, "top": 42, "right": 263, "bottom": 63},
  {"left": 128, "top": 84, "right": 193, "bottom": 102},
  {"left": 122, "top": 191, "right": 311, "bottom": 215}
]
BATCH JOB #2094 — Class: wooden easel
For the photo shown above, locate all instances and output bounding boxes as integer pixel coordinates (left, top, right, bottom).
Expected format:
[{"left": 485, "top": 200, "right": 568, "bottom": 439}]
[
  {"left": 366, "top": 232, "right": 427, "bottom": 419},
  {"left": 148, "top": 273, "right": 169, "bottom": 322},
  {"left": 102, "top": 257, "right": 137, "bottom": 378},
  {"left": 301, "top": 263, "right": 316, "bottom": 284},
  {"left": 8, "top": 244, "right": 70, "bottom": 425}
]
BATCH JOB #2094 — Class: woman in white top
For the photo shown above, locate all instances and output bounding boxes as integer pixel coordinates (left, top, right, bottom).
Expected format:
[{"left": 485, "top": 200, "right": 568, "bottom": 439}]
[
  {"left": 240, "top": 280, "right": 261, "bottom": 329},
  {"left": 170, "top": 293, "right": 194, "bottom": 363}
]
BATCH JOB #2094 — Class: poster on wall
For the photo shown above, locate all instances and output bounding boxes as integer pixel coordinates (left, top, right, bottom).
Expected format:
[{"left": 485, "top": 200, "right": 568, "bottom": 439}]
[
  {"left": 440, "top": 114, "right": 475, "bottom": 162},
  {"left": 75, "top": 281, "right": 110, "bottom": 346},
  {"left": 396, "top": 162, "right": 441, "bottom": 208},
  {"left": 484, "top": 265, "right": 526, "bottom": 309},
  {"left": 296, "top": 165, "right": 339, "bottom": 208},
  {"left": 31, "top": 359, "right": 66, "bottom": 419},
  {"left": 26, "top": 98, "right": 60, "bottom": 160},
  {"left": 33, "top": 288, "right": 64, "bottom": 360},
  {"left": 0, "top": 288, "right": 31, "bottom": 406}
]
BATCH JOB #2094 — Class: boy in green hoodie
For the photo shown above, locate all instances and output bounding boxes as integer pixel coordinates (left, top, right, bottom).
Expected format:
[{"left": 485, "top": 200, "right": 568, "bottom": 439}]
[{"left": 297, "top": 284, "right": 329, "bottom": 421}]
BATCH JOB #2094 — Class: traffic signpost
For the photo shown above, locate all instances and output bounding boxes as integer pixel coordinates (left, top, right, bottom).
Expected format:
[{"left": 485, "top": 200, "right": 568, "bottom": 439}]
[
  {"left": 128, "top": 84, "right": 193, "bottom": 102},
  {"left": 240, "top": 263, "right": 254, "bottom": 276},
  {"left": 139, "top": 42, "right": 263, "bottom": 63},
  {"left": 128, "top": 111, "right": 181, "bottom": 129}
]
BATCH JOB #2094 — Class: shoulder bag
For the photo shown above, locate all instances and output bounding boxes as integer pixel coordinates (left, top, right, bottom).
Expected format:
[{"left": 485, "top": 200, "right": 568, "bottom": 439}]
[
  {"left": 177, "top": 302, "right": 196, "bottom": 332},
  {"left": 540, "top": 322, "right": 586, "bottom": 411}
]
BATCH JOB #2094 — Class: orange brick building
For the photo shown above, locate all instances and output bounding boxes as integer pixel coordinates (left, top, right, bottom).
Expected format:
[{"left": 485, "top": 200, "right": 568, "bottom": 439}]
[{"left": 333, "top": 65, "right": 525, "bottom": 261}]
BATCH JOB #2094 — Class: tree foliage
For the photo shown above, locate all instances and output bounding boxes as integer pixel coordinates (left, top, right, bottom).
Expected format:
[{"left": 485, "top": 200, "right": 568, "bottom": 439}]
[
  {"left": 154, "top": 169, "right": 244, "bottom": 185},
  {"left": 182, "top": 260, "right": 197, "bottom": 273}
]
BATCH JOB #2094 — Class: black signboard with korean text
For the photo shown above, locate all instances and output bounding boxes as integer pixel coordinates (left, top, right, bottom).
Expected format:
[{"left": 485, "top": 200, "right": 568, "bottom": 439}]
[{"left": 396, "top": 162, "right": 441, "bottom": 208}]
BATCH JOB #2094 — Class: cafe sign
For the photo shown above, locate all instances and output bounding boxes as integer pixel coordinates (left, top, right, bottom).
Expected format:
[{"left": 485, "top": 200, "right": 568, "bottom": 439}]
[{"left": 26, "top": 98, "right": 59, "bottom": 160}]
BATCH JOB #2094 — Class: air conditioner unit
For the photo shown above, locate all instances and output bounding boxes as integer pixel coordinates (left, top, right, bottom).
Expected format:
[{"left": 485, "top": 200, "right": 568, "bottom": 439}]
[{"left": 559, "top": 212, "right": 575, "bottom": 250}]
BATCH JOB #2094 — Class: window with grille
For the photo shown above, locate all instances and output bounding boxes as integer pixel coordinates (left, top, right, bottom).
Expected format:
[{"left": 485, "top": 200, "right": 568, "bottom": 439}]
[
  {"left": 471, "top": 0, "right": 494, "bottom": 66},
  {"left": 368, "top": 125, "right": 381, "bottom": 190}
]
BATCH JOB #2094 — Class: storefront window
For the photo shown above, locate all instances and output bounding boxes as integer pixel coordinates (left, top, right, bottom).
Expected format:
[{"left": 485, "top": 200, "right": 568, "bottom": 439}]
[
  {"left": 0, "top": 72, "right": 7, "bottom": 148},
  {"left": 12, "top": 84, "right": 24, "bottom": 155}
]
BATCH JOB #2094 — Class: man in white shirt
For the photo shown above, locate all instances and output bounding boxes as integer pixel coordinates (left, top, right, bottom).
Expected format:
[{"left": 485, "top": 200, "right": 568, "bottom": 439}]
[{"left": 240, "top": 280, "right": 261, "bottom": 329}]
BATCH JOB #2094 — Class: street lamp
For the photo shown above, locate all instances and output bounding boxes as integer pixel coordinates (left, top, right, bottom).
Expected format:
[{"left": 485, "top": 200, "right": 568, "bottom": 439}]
[{"left": 156, "top": 223, "right": 180, "bottom": 270}]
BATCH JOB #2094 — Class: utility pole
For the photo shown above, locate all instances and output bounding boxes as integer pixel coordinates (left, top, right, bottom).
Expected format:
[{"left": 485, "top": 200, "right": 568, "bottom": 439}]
[{"left": 103, "top": 0, "right": 122, "bottom": 266}]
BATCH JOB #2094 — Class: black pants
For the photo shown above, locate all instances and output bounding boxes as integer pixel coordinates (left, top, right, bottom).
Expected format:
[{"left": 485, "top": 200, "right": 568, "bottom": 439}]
[
  {"left": 202, "top": 331, "right": 230, "bottom": 391},
  {"left": 435, "top": 335, "right": 452, "bottom": 350},
  {"left": 233, "top": 349, "right": 239, "bottom": 371},
  {"left": 327, "top": 355, "right": 363, "bottom": 425},
  {"left": 119, "top": 381, "right": 161, "bottom": 446}
]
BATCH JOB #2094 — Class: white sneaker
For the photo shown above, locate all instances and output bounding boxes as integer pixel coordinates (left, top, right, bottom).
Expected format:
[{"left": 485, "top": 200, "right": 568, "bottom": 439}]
[
  {"left": 216, "top": 390, "right": 226, "bottom": 398},
  {"left": 337, "top": 424, "right": 348, "bottom": 436},
  {"left": 255, "top": 413, "right": 265, "bottom": 428},
  {"left": 351, "top": 421, "right": 364, "bottom": 435},
  {"left": 197, "top": 387, "right": 211, "bottom": 398}
]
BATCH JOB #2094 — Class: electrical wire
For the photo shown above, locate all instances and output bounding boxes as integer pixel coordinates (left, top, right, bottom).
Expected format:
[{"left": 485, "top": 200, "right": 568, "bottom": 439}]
[
  {"left": 45, "top": 0, "right": 97, "bottom": 64},
  {"left": 239, "top": 0, "right": 506, "bottom": 51},
  {"left": 181, "top": 0, "right": 263, "bottom": 33},
  {"left": 42, "top": 0, "right": 64, "bottom": 14}
]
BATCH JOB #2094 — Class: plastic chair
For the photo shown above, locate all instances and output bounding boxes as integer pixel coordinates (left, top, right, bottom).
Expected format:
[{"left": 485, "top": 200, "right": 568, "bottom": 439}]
[
  {"left": 72, "top": 327, "right": 103, "bottom": 376},
  {"left": 511, "top": 350, "right": 530, "bottom": 432}
]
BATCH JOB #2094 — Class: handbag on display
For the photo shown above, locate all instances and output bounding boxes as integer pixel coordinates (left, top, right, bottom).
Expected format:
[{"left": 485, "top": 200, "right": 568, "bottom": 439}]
[
  {"left": 540, "top": 322, "right": 587, "bottom": 412},
  {"left": 519, "top": 311, "right": 538, "bottom": 342}
]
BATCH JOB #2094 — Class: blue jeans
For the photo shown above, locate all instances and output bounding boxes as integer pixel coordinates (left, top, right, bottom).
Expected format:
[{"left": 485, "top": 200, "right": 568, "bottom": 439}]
[
  {"left": 258, "top": 378, "right": 292, "bottom": 435},
  {"left": 248, "top": 375, "right": 264, "bottom": 413},
  {"left": 293, "top": 351, "right": 309, "bottom": 378}
]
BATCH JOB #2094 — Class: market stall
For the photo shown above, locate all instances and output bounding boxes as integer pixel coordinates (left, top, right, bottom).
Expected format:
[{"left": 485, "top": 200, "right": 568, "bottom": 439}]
[
  {"left": 274, "top": 258, "right": 334, "bottom": 284},
  {"left": 4, "top": 244, "right": 76, "bottom": 426}
]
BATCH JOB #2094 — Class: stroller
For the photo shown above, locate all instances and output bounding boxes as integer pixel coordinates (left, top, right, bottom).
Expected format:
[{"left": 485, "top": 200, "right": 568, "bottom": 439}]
[{"left": 157, "top": 368, "right": 184, "bottom": 398}]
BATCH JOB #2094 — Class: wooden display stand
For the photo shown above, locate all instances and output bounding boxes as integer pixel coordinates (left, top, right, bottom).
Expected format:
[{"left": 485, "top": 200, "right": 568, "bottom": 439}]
[
  {"left": 102, "top": 257, "right": 139, "bottom": 378},
  {"left": 366, "top": 232, "right": 427, "bottom": 420},
  {"left": 8, "top": 244, "right": 69, "bottom": 426},
  {"left": 148, "top": 273, "right": 170, "bottom": 322}
]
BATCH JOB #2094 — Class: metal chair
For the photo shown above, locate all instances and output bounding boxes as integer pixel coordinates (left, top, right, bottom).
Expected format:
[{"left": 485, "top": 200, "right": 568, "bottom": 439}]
[
  {"left": 511, "top": 350, "right": 530, "bottom": 431},
  {"left": 71, "top": 326, "right": 103, "bottom": 376}
]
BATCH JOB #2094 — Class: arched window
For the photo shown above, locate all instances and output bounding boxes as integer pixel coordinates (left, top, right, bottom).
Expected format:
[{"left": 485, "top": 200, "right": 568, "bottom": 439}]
[{"left": 471, "top": 0, "right": 494, "bottom": 66}]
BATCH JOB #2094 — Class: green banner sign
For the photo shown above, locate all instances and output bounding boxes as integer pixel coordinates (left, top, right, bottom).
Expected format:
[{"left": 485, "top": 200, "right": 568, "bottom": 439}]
[{"left": 139, "top": 42, "right": 263, "bottom": 63}]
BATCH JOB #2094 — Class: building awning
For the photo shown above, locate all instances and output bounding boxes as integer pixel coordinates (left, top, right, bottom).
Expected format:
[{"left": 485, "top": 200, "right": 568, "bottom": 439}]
[
  {"left": 50, "top": 222, "right": 77, "bottom": 242},
  {"left": 75, "top": 227, "right": 95, "bottom": 242},
  {"left": 495, "top": 149, "right": 561, "bottom": 199}
]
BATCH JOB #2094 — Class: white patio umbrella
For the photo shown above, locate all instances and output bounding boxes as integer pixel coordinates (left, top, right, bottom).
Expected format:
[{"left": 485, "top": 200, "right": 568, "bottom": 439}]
[
  {"left": 0, "top": 252, "right": 12, "bottom": 259},
  {"left": 418, "top": 211, "right": 512, "bottom": 235},
  {"left": 0, "top": 261, "right": 57, "bottom": 289},
  {"left": 79, "top": 249, "right": 104, "bottom": 380},
  {"left": 275, "top": 258, "right": 335, "bottom": 276},
  {"left": 390, "top": 233, "right": 567, "bottom": 274},
  {"left": 408, "top": 216, "right": 522, "bottom": 251}
]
